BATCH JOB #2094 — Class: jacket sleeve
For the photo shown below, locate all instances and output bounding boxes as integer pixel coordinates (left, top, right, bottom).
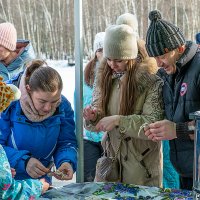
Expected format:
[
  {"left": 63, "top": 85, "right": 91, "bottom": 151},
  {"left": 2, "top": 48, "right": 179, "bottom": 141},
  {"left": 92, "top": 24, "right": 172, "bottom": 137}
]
[
  {"left": 118, "top": 78, "right": 164, "bottom": 140},
  {"left": 84, "top": 71, "right": 104, "bottom": 132},
  {"left": 53, "top": 97, "right": 78, "bottom": 171},
  {"left": 0, "top": 105, "right": 31, "bottom": 173},
  {"left": 0, "top": 145, "right": 42, "bottom": 200}
]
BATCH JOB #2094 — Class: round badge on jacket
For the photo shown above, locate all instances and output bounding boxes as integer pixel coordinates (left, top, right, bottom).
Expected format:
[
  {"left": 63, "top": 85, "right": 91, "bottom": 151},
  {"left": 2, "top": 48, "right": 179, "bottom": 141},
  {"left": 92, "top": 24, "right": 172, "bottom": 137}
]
[{"left": 180, "top": 82, "right": 187, "bottom": 96}]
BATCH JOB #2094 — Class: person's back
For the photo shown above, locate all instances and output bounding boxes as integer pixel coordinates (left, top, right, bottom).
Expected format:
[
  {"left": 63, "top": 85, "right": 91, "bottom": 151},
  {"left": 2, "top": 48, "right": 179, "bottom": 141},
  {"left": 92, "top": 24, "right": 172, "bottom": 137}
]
[{"left": 0, "top": 22, "right": 35, "bottom": 81}]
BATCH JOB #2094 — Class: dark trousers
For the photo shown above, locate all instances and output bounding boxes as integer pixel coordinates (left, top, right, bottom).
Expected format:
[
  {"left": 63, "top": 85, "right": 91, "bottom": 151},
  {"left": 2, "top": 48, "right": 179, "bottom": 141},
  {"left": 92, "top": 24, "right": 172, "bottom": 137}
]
[
  {"left": 180, "top": 176, "right": 193, "bottom": 190},
  {"left": 84, "top": 139, "right": 103, "bottom": 182}
]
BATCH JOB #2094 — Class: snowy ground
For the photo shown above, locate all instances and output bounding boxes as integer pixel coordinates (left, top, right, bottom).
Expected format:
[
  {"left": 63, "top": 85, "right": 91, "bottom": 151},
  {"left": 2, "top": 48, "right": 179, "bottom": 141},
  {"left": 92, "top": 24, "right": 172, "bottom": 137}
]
[
  {"left": 47, "top": 60, "right": 75, "bottom": 109},
  {"left": 46, "top": 60, "right": 78, "bottom": 187}
]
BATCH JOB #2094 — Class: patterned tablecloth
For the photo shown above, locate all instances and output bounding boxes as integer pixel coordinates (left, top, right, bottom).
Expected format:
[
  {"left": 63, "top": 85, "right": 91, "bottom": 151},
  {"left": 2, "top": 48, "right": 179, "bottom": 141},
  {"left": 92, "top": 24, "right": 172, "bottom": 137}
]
[{"left": 39, "top": 182, "right": 193, "bottom": 200}]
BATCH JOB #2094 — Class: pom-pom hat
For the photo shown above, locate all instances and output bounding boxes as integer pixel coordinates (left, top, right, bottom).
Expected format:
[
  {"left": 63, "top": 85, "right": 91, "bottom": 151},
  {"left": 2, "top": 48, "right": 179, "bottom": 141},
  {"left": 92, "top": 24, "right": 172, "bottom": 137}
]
[{"left": 146, "top": 10, "right": 185, "bottom": 57}]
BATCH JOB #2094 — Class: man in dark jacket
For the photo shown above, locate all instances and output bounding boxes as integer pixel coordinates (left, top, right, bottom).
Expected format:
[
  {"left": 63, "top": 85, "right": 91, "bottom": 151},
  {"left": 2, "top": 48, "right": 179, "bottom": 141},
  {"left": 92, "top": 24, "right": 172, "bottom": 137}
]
[{"left": 144, "top": 10, "right": 200, "bottom": 190}]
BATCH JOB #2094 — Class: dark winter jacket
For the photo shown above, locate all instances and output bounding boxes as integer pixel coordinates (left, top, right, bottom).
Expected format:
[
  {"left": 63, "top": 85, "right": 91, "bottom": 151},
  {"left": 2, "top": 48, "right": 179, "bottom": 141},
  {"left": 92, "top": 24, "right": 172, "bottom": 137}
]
[{"left": 158, "top": 41, "right": 200, "bottom": 177}]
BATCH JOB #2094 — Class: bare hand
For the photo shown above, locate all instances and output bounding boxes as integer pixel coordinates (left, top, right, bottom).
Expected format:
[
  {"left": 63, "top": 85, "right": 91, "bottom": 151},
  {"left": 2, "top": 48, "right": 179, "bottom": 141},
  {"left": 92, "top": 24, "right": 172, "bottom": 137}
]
[
  {"left": 188, "top": 120, "right": 195, "bottom": 140},
  {"left": 11, "top": 168, "right": 16, "bottom": 178},
  {"left": 189, "top": 134, "right": 194, "bottom": 140},
  {"left": 40, "top": 178, "right": 50, "bottom": 194},
  {"left": 144, "top": 120, "right": 176, "bottom": 141},
  {"left": 26, "top": 157, "right": 49, "bottom": 178},
  {"left": 96, "top": 115, "right": 120, "bottom": 132},
  {"left": 83, "top": 105, "right": 98, "bottom": 121},
  {"left": 53, "top": 162, "right": 74, "bottom": 180}
]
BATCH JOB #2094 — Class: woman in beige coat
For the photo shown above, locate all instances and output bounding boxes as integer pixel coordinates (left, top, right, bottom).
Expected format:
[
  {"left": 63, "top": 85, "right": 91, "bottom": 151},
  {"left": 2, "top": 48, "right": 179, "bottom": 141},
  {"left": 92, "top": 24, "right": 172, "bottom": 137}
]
[{"left": 83, "top": 24, "right": 164, "bottom": 187}]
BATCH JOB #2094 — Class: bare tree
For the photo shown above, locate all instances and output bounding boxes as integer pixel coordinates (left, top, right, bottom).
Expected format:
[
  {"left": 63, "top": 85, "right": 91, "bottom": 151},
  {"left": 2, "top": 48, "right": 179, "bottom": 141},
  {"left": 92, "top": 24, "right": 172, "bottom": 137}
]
[{"left": 0, "top": 0, "right": 198, "bottom": 59}]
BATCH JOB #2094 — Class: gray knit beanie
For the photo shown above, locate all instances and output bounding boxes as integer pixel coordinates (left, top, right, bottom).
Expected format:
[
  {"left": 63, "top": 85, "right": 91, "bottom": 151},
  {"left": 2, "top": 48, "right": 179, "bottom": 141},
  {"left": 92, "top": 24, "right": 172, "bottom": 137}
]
[
  {"left": 146, "top": 10, "right": 185, "bottom": 57},
  {"left": 103, "top": 24, "right": 138, "bottom": 60},
  {"left": 116, "top": 13, "right": 139, "bottom": 39}
]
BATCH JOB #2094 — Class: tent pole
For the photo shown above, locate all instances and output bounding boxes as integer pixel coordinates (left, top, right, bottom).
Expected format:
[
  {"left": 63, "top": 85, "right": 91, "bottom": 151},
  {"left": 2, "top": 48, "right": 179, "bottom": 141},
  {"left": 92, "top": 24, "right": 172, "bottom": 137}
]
[{"left": 74, "top": 0, "right": 84, "bottom": 183}]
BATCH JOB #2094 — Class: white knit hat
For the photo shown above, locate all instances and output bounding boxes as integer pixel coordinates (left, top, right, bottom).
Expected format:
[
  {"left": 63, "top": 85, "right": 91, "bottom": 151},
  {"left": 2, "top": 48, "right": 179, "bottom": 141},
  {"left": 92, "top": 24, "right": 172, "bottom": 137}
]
[
  {"left": 93, "top": 32, "right": 105, "bottom": 53},
  {"left": 0, "top": 22, "right": 17, "bottom": 51},
  {"left": 116, "top": 13, "right": 139, "bottom": 39},
  {"left": 103, "top": 24, "right": 138, "bottom": 60}
]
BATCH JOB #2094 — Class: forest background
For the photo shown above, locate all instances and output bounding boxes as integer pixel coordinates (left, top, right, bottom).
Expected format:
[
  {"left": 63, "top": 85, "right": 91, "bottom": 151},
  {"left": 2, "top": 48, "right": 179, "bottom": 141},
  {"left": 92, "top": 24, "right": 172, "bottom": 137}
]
[{"left": 0, "top": 0, "right": 199, "bottom": 60}]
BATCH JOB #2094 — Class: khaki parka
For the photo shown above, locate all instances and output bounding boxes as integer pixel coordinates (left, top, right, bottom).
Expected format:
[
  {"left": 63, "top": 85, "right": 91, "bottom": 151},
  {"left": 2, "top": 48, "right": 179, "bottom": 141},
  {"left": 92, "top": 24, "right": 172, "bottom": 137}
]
[{"left": 85, "top": 58, "right": 164, "bottom": 187}]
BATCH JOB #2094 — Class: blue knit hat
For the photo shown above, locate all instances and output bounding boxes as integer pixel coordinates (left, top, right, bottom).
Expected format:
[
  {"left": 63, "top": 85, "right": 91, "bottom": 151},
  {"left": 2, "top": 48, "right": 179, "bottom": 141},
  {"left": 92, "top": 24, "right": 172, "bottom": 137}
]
[
  {"left": 146, "top": 10, "right": 186, "bottom": 57},
  {"left": 196, "top": 33, "right": 200, "bottom": 44}
]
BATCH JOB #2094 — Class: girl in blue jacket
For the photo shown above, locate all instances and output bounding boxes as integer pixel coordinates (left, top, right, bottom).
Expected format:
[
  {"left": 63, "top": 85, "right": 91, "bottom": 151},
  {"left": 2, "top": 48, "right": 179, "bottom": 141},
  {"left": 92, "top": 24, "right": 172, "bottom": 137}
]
[
  {"left": 0, "top": 59, "right": 77, "bottom": 185},
  {"left": 0, "top": 77, "right": 49, "bottom": 199}
]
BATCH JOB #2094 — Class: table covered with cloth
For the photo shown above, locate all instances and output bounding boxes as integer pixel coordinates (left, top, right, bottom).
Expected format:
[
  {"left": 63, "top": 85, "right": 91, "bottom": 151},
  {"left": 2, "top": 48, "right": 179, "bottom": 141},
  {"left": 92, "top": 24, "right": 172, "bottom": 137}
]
[{"left": 39, "top": 182, "right": 193, "bottom": 200}]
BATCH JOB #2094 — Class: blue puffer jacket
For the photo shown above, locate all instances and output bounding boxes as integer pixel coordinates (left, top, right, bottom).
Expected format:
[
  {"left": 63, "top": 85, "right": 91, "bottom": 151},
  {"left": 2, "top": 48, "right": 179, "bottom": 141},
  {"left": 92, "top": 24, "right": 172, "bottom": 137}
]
[
  {"left": 0, "top": 95, "right": 77, "bottom": 183},
  {"left": 0, "top": 39, "right": 35, "bottom": 81}
]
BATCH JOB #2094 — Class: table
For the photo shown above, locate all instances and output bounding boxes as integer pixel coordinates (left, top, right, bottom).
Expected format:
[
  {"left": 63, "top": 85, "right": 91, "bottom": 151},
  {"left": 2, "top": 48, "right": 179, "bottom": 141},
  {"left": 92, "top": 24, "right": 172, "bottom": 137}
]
[{"left": 39, "top": 182, "right": 193, "bottom": 200}]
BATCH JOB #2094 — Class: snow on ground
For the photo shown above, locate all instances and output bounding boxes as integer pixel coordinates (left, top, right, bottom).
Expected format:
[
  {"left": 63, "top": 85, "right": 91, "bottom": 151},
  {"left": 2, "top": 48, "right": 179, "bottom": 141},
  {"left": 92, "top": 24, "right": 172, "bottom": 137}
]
[{"left": 46, "top": 60, "right": 75, "bottom": 109}]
